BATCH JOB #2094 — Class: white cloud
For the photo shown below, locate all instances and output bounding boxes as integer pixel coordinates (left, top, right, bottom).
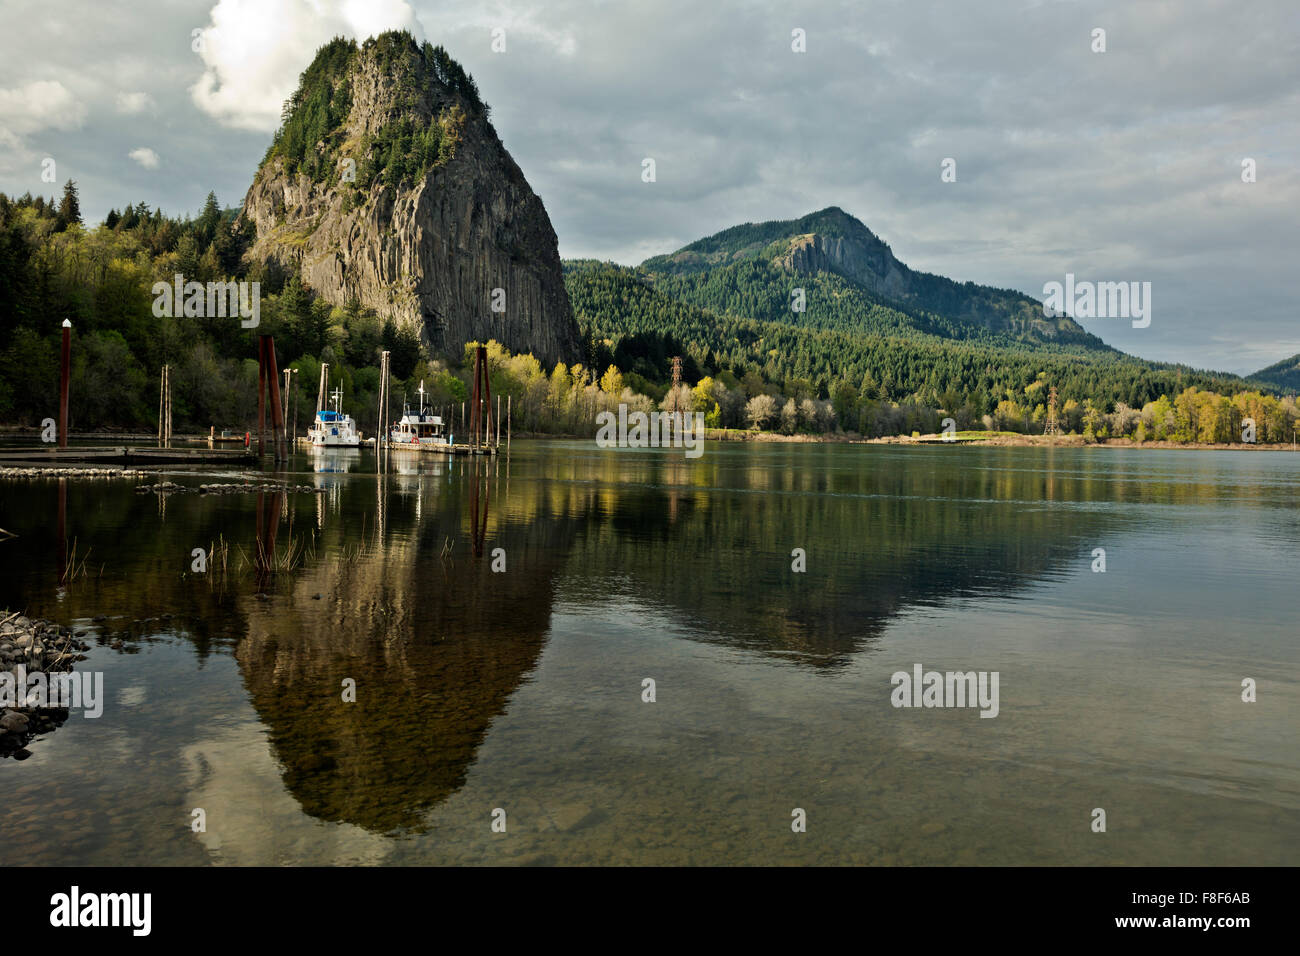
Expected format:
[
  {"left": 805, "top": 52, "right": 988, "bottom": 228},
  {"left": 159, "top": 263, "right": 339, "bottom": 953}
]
[
  {"left": 114, "top": 91, "right": 155, "bottom": 114},
  {"left": 0, "top": 79, "right": 87, "bottom": 176},
  {"left": 128, "top": 147, "right": 160, "bottom": 169},
  {"left": 190, "top": 0, "right": 424, "bottom": 132},
  {"left": 0, "top": 79, "right": 86, "bottom": 135}
]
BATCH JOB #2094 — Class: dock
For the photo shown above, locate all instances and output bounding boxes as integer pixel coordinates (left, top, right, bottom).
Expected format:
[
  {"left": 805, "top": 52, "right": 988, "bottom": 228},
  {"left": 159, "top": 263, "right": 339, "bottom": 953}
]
[
  {"left": 0, "top": 446, "right": 256, "bottom": 465},
  {"left": 297, "top": 437, "right": 495, "bottom": 456}
]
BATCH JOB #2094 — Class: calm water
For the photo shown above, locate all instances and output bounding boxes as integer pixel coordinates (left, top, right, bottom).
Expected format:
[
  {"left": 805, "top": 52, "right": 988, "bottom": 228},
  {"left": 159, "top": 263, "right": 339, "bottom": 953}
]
[{"left": 0, "top": 441, "right": 1296, "bottom": 865}]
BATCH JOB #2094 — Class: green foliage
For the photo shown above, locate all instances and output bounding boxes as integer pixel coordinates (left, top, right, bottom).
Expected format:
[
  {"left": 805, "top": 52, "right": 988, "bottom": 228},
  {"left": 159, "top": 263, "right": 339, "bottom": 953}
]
[
  {"left": 381, "top": 318, "right": 423, "bottom": 379},
  {"left": 264, "top": 31, "right": 485, "bottom": 193},
  {"left": 0, "top": 186, "right": 434, "bottom": 435},
  {"left": 354, "top": 108, "right": 463, "bottom": 192},
  {"left": 641, "top": 206, "right": 1105, "bottom": 350},
  {"left": 563, "top": 258, "right": 1277, "bottom": 438},
  {"left": 265, "top": 36, "right": 356, "bottom": 181},
  {"left": 1249, "top": 352, "right": 1300, "bottom": 393}
]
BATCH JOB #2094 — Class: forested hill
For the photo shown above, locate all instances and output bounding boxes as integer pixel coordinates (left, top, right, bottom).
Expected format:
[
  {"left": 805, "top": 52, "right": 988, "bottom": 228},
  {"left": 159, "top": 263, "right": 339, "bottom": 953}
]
[
  {"left": 564, "top": 258, "right": 1248, "bottom": 415},
  {"left": 639, "top": 206, "right": 1106, "bottom": 350},
  {"left": 1250, "top": 353, "right": 1300, "bottom": 392}
]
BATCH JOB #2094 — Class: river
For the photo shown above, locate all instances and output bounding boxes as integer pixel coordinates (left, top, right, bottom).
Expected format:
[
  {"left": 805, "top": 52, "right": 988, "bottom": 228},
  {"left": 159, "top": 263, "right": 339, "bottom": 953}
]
[{"left": 0, "top": 440, "right": 1296, "bottom": 864}]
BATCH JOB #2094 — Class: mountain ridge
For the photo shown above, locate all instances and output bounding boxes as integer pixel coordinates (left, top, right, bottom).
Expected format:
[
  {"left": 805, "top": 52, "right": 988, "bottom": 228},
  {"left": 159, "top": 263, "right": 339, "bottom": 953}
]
[
  {"left": 1249, "top": 353, "right": 1300, "bottom": 392},
  {"left": 639, "top": 207, "right": 1106, "bottom": 350}
]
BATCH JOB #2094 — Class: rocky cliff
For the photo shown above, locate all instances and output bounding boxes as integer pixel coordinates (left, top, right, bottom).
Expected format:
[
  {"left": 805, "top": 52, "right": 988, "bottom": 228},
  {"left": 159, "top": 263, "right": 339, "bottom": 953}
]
[
  {"left": 774, "top": 231, "right": 912, "bottom": 300},
  {"left": 238, "top": 32, "right": 580, "bottom": 366}
]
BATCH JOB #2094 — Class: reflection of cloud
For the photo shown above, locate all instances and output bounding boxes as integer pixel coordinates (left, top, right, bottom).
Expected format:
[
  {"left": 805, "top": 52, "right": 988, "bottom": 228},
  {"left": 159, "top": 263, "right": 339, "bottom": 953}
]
[
  {"left": 128, "top": 147, "right": 159, "bottom": 169},
  {"left": 190, "top": 0, "right": 424, "bottom": 132},
  {"left": 117, "top": 685, "right": 147, "bottom": 707},
  {"left": 182, "top": 722, "right": 392, "bottom": 865}
]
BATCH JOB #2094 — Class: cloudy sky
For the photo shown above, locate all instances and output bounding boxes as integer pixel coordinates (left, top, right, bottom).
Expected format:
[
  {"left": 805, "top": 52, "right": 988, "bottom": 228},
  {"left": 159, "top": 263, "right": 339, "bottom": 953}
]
[{"left": 0, "top": 0, "right": 1296, "bottom": 373}]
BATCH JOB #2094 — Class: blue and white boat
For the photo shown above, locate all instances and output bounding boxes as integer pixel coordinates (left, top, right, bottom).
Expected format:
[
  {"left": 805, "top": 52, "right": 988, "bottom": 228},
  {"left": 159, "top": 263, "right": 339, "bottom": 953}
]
[{"left": 308, "top": 388, "right": 361, "bottom": 447}]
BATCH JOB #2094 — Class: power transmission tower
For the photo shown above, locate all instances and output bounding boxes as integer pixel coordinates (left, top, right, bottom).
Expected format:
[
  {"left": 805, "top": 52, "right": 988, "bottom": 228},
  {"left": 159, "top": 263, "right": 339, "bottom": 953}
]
[
  {"left": 1044, "top": 385, "right": 1060, "bottom": 438},
  {"left": 670, "top": 356, "right": 684, "bottom": 415}
]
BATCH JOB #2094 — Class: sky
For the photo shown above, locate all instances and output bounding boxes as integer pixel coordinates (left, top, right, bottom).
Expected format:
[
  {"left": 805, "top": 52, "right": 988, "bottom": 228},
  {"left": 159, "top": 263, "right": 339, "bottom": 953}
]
[{"left": 0, "top": 0, "right": 1296, "bottom": 374}]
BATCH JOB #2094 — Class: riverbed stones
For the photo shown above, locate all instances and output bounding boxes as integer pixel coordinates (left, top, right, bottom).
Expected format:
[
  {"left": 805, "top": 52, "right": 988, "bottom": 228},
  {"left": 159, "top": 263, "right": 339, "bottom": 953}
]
[
  {"left": 0, "top": 611, "right": 90, "bottom": 757},
  {"left": 0, "top": 467, "right": 149, "bottom": 479}
]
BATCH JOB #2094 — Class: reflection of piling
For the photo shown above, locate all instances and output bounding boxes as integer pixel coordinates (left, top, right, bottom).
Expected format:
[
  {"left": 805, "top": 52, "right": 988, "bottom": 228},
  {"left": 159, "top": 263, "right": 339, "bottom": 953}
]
[
  {"left": 254, "top": 489, "right": 281, "bottom": 590},
  {"left": 469, "top": 458, "right": 490, "bottom": 558},
  {"left": 58, "top": 320, "right": 70, "bottom": 448},
  {"left": 57, "top": 476, "right": 67, "bottom": 587}
]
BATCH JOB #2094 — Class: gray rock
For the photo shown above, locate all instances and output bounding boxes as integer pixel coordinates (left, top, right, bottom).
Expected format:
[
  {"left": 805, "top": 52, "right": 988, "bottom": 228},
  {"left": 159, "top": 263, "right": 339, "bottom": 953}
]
[
  {"left": 237, "top": 38, "right": 581, "bottom": 368},
  {"left": 0, "top": 712, "right": 30, "bottom": 733}
]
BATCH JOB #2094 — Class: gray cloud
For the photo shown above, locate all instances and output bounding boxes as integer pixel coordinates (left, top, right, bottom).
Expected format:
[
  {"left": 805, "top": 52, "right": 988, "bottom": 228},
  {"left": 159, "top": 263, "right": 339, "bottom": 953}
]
[{"left": 1, "top": 0, "right": 1295, "bottom": 374}]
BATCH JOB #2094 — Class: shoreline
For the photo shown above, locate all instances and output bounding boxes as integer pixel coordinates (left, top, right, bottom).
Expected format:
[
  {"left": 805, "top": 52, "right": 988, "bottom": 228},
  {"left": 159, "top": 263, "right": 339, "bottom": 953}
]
[{"left": 2, "top": 427, "right": 1293, "bottom": 456}]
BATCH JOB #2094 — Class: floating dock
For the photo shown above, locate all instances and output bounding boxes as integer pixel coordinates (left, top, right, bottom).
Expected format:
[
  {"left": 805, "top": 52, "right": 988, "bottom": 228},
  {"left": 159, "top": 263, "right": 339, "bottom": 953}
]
[
  {"left": 296, "top": 437, "right": 495, "bottom": 456},
  {"left": 0, "top": 446, "right": 256, "bottom": 465}
]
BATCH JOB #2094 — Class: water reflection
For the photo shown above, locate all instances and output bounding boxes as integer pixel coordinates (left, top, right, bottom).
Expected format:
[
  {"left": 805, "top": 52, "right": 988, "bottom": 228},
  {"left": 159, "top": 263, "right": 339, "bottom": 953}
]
[
  {"left": 0, "top": 444, "right": 1297, "bottom": 861},
  {"left": 237, "top": 456, "right": 560, "bottom": 833}
]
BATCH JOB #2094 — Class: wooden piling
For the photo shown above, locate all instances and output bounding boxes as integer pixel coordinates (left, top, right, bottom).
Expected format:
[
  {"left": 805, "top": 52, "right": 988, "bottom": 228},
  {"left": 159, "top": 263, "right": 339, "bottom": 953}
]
[
  {"left": 377, "top": 350, "right": 391, "bottom": 457},
  {"left": 164, "top": 365, "right": 172, "bottom": 447},
  {"left": 58, "top": 320, "right": 71, "bottom": 447},
  {"left": 257, "top": 340, "right": 267, "bottom": 457},
  {"left": 263, "top": 336, "right": 286, "bottom": 461},
  {"left": 158, "top": 365, "right": 166, "bottom": 447},
  {"left": 316, "top": 362, "right": 328, "bottom": 419}
]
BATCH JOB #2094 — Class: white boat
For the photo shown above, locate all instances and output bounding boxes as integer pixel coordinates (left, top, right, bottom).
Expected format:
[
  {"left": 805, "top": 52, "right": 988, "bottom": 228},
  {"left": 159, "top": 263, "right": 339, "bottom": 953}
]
[
  {"left": 308, "top": 387, "right": 361, "bottom": 447},
  {"left": 389, "top": 381, "right": 452, "bottom": 448}
]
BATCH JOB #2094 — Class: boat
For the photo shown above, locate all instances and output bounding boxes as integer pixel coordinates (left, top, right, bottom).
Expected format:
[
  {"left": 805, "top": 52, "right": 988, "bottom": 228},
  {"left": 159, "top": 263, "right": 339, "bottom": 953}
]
[
  {"left": 389, "top": 381, "right": 452, "bottom": 448},
  {"left": 308, "top": 387, "right": 361, "bottom": 447}
]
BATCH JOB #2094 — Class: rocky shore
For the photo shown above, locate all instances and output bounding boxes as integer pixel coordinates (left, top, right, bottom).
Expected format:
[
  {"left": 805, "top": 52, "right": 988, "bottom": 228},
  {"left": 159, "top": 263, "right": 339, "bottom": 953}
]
[{"left": 0, "top": 612, "right": 91, "bottom": 759}]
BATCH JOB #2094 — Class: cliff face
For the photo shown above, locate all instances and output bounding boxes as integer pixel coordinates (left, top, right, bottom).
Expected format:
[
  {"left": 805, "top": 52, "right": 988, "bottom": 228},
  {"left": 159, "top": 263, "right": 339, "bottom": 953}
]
[
  {"left": 239, "top": 33, "right": 580, "bottom": 367},
  {"left": 775, "top": 232, "right": 911, "bottom": 300}
]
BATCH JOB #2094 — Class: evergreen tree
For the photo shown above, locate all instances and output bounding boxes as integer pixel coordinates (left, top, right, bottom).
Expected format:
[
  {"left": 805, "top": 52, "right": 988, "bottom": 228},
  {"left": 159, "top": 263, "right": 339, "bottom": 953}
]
[{"left": 56, "top": 180, "right": 82, "bottom": 230}]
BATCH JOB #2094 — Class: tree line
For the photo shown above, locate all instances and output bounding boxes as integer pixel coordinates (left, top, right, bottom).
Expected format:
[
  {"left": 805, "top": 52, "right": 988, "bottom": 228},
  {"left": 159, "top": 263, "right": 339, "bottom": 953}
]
[{"left": 2, "top": 184, "right": 1292, "bottom": 445}]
